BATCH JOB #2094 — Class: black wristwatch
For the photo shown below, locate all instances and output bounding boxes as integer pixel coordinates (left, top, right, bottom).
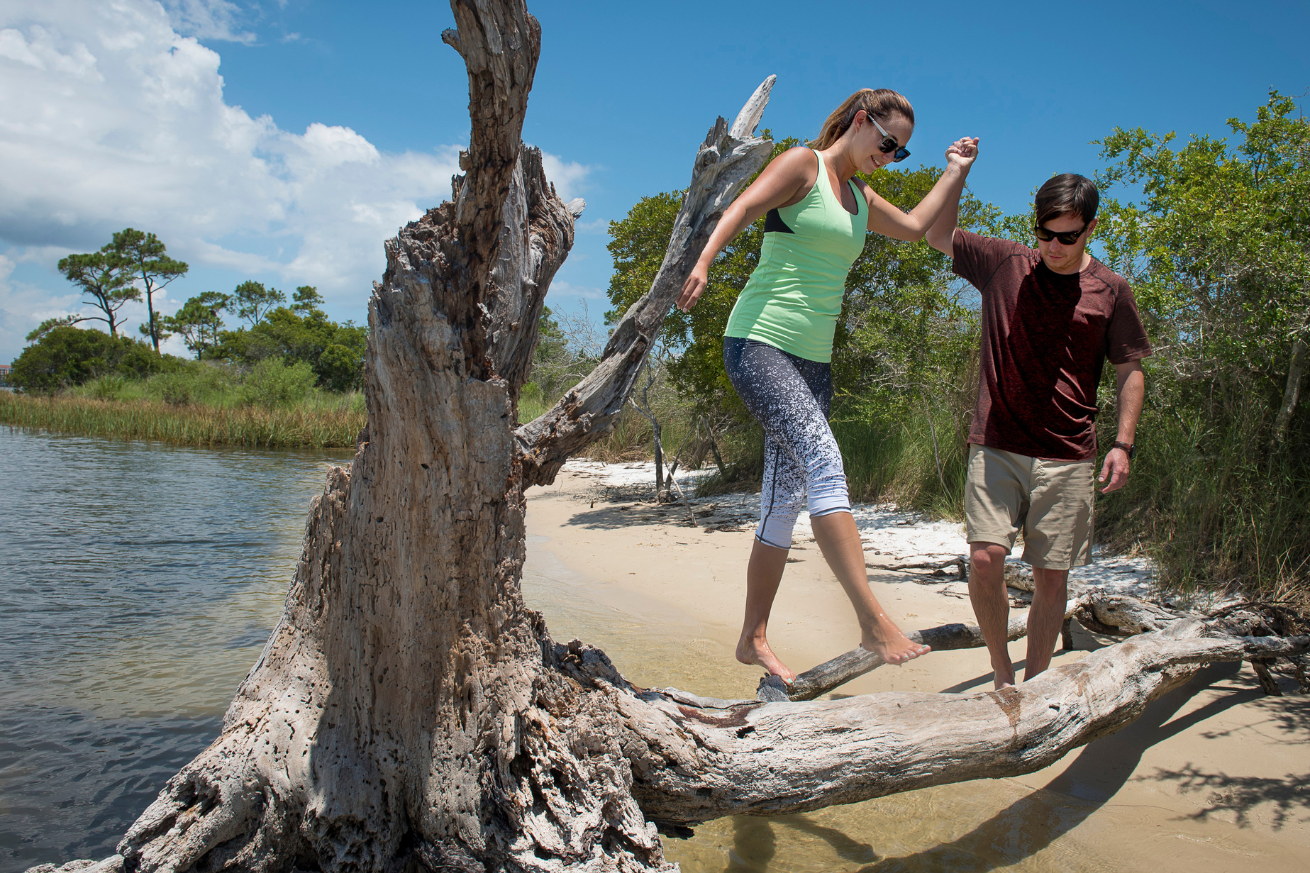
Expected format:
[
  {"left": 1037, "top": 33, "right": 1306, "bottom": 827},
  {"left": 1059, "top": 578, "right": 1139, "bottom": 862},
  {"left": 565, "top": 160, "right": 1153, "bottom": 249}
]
[{"left": 1111, "top": 440, "right": 1135, "bottom": 458}]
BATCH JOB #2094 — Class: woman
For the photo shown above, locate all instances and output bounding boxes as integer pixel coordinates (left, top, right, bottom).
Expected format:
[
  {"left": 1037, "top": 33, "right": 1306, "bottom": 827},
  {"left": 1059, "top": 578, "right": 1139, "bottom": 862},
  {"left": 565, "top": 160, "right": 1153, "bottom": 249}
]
[{"left": 678, "top": 88, "right": 979, "bottom": 682}]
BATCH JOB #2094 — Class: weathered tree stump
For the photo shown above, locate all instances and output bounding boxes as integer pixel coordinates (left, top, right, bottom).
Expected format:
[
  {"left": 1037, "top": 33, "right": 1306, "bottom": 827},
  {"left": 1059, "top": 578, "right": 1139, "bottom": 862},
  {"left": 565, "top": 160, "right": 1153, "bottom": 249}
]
[{"left": 37, "top": 2, "right": 1304, "bottom": 871}]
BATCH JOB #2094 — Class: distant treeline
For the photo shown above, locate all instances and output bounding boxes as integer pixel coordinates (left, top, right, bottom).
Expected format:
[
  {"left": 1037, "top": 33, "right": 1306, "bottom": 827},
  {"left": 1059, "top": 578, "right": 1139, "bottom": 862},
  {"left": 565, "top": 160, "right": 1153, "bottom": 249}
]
[
  {"left": 4, "top": 231, "right": 368, "bottom": 447},
  {"left": 12, "top": 225, "right": 365, "bottom": 396}
]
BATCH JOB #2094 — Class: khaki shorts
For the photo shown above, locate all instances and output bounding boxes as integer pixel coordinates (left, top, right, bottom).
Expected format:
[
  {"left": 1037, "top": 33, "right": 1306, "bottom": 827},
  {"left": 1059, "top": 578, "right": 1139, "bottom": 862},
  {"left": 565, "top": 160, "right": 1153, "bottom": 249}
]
[{"left": 964, "top": 444, "right": 1094, "bottom": 570}]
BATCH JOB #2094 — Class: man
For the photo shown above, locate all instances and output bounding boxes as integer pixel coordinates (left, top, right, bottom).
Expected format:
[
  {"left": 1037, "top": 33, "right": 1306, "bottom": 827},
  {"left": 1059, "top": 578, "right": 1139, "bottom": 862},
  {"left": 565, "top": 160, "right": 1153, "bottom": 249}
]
[{"left": 926, "top": 173, "right": 1151, "bottom": 689}]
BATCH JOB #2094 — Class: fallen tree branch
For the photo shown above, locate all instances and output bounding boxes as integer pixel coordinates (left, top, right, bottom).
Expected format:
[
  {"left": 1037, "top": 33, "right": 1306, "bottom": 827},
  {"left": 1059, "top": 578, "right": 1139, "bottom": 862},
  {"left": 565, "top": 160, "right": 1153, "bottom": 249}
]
[
  {"left": 762, "top": 596, "right": 1090, "bottom": 702},
  {"left": 615, "top": 616, "right": 1308, "bottom": 828},
  {"left": 879, "top": 556, "right": 968, "bottom": 581}
]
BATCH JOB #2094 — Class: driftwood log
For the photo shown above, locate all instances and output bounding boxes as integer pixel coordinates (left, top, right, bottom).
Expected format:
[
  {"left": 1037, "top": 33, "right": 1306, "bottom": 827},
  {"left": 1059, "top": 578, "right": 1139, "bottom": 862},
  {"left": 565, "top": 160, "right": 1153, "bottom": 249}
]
[{"left": 39, "top": 2, "right": 1305, "bottom": 871}]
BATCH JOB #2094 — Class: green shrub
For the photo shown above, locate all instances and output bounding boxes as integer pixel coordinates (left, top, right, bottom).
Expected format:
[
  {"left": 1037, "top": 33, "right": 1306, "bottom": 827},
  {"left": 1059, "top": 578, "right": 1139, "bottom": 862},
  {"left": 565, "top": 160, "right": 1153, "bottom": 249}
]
[
  {"left": 9, "top": 326, "right": 163, "bottom": 392},
  {"left": 241, "top": 359, "right": 317, "bottom": 408},
  {"left": 154, "top": 372, "right": 199, "bottom": 406},
  {"left": 89, "top": 375, "right": 127, "bottom": 400}
]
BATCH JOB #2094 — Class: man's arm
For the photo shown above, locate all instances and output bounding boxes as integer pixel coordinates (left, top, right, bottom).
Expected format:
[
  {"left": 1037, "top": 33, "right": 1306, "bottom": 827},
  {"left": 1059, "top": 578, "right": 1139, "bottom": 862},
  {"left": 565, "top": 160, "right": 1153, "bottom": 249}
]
[
  {"left": 1098, "top": 360, "right": 1146, "bottom": 493},
  {"left": 865, "top": 137, "right": 977, "bottom": 242},
  {"left": 924, "top": 161, "right": 968, "bottom": 257}
]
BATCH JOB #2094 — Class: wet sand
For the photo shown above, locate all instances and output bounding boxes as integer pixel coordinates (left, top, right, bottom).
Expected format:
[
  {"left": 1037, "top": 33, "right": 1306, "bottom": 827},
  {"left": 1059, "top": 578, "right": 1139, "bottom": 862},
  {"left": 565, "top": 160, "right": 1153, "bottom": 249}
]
[{"left": 522, "top": 465, "right": 1310, "bottom": 873}]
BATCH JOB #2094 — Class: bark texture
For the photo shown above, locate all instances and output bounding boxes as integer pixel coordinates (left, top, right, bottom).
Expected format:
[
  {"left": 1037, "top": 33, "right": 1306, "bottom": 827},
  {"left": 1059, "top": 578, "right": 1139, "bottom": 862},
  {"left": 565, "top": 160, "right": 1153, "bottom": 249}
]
[
  {"left": 96, "top": 2, "right": 1307, "bottom": 871},
  {"left": 115, "top": 2, "right": 768, "bottom": 870},
  {"left": 1269, "top": 335, "right": 1306, "bottom": 454},
  {"left": 119, "top": 2, "right": 664, "bottom": 870}
]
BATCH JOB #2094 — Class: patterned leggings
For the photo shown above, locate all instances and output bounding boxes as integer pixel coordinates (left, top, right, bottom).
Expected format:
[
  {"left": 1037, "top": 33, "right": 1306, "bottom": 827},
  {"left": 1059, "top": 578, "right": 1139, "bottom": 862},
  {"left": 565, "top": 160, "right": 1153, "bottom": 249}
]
[{"left": 723, "top": 337, "right": 850, "bottom": 549}]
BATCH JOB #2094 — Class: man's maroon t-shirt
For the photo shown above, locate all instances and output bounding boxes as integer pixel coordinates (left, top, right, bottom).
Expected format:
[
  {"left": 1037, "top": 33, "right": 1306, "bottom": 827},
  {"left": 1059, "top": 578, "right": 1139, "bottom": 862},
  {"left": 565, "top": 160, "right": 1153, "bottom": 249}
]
[{"left": 952, "top": 231, "right": 1153, "bottom": 462}]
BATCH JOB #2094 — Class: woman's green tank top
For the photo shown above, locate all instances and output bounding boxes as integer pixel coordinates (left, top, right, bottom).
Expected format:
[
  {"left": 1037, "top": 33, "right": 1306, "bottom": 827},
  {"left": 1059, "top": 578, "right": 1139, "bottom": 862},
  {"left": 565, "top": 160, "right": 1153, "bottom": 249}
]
[{"left": 723, "top": 150, "right": 867, "bottom": 363}]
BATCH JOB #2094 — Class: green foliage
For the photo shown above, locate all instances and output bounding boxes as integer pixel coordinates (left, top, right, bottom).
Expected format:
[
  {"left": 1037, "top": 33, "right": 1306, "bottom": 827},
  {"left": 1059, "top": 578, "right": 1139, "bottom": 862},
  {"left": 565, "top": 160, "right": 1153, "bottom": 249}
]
[
  {"left": 27, "top": 315, "right": 85, "bottom": 342},
  {"left": 9, "top": 326, "right": 165, "bottom": 392},
  {"left": 292, "top": 285, "right": 326, "bottom": 314},
  {"left": 239, "top": 358, "right": 318, "bottom": 408},
  {"left": 216, "top": 305, "right": 366, "bottom": 391},
  {"left": 148, "top": 365, "right": 236, "bottom": 406},
  {"left": 138, "top": 311, "right": 171, "bottom": 344},
  {"left": 1094, "top": 90, "right": 1310, "bottom": 596},
  {"left": 524, "top": 305, "right": 599, "bottom": 405},
  {"left": 0, "top": 390, "right": 365, "bottom": 449},
  {"left": 1097, "top": 93, "right": 1310, "bottom": 371},
  {"left": 233, "top": 280, "right": 287, "bottom": 327},
  {"left": 109, "top": 228, "right": 188, "bottom": 353},
  {"left": 57, "top": 249, "right": 137, "bottom": 337},
  {"left": 89, "top": 375, "right": 126, "bottom": 400},
  {"left": 164, "top": 292, "right": 231, "bottom": 359}
]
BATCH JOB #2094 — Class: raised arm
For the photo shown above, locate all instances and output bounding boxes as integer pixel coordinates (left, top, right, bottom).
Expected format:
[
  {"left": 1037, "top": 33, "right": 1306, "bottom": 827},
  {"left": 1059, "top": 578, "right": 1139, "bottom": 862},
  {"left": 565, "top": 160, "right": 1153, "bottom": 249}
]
[
  {"left": 677, "top": 147, "right": 815, "bottom": 311},
  {"left": 870, "top": 136, "right": 979, "bottom": 245},
  {"left": 924, "top": 139, "right": 976, "bottom": 257}
]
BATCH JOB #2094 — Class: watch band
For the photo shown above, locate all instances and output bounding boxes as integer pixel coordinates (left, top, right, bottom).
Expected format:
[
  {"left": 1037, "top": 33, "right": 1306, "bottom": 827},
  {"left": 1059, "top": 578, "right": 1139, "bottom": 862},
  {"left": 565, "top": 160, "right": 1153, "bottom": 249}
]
[{"left": 1112, "top": 440, "right": 1135, "bottom": 458}]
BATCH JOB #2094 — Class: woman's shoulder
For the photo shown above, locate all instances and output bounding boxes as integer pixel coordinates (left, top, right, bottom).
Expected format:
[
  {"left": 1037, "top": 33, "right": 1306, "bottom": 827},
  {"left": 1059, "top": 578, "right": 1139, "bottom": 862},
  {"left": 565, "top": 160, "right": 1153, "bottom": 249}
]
[{"left": 763, "top": 147, "right": 819, "bottom": 205}]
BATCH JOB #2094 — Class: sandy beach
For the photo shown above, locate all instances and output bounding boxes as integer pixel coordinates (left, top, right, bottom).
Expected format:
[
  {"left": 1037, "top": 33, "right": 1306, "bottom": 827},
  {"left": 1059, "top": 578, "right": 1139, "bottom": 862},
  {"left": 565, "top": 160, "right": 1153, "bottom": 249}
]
[{"left": 521, "top": 461, "right": 1310, "bottom": 873}]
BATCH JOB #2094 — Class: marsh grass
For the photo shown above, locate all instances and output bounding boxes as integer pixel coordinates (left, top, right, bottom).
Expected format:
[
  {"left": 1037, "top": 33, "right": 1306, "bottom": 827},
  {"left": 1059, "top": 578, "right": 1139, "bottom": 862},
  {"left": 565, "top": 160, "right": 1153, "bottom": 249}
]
[{"left": 0, "top": 390, "right": 365, "bottom": 448}]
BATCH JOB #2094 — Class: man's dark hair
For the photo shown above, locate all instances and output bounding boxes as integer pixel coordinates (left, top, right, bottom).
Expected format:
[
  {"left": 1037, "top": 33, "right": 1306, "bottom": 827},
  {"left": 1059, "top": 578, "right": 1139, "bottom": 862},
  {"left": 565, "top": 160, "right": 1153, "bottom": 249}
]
[{"left": 1035, "top": 173, "right": 1099, "bottom": 226}]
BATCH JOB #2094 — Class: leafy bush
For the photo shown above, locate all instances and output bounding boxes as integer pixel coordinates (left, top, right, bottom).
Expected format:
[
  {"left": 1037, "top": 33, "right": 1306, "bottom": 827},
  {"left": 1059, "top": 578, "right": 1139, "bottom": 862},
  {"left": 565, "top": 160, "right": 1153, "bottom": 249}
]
[
  {"left": 216, "top": 306, "right": 366, "bottom": 391},
  {"left": 154, "top": 372, "right": 199, "bottom": 406},
  {"left": 240, "top": 359, "right": 317, "bottom": 408},
  {"left": 9, "top": 326, "right": 163, "bottom": 392}
]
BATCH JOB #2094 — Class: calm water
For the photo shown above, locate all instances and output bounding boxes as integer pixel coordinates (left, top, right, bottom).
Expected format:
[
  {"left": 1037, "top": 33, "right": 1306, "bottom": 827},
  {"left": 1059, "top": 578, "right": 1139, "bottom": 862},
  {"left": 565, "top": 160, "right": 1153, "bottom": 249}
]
[{"left": 0, "top": 429, "right": 352, "bottom": 871}]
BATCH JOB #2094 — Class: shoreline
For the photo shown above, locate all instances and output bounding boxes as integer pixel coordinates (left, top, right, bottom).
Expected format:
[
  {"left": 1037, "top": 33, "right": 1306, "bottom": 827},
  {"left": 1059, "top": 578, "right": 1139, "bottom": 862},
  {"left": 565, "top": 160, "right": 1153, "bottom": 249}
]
[
  {"left": 0, "top": 392, "right": 364, "bottom": 449},
  {"left": 520, "top": 460, "right": 1310, "bottom": 871}
]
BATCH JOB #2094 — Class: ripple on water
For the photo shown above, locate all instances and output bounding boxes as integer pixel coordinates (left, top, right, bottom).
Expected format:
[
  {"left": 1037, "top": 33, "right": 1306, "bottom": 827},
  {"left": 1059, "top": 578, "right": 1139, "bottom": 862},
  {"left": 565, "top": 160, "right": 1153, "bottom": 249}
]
[{"left": 0, "top": 430, "right": 350, "bottom": 870}]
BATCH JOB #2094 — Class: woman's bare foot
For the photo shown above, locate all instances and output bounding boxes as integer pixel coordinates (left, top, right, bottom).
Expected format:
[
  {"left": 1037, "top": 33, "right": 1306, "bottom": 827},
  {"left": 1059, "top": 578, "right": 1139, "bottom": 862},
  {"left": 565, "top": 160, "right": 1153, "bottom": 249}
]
[
  {"left": 859, "top": 619, "right": 930, "bottom": 666},
  {"left": 736, "top": 635, "right": 797, "bottom": 684}
]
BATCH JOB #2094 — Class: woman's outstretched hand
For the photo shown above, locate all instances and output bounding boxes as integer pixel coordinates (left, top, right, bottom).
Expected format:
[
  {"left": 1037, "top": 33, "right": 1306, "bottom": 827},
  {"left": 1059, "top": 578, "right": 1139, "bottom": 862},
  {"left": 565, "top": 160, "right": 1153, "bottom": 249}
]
[
  {"left": 945, "top": 136, "right": 980, "bottom": 170},
  {"left": 678, "top": 262, "right": 709, "bottom": 312}
]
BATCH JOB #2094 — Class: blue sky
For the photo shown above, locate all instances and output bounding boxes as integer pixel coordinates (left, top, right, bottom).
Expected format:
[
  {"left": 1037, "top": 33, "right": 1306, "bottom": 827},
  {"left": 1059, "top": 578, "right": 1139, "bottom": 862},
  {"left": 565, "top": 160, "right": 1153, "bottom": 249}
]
[{"left": 1, "top": 0, "right": 1307, "bottom": 364}]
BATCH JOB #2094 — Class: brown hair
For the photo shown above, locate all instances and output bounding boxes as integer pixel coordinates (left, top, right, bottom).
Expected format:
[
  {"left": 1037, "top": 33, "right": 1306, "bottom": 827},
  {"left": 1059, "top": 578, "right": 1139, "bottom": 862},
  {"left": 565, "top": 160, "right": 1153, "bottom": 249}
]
[
  {"left": 1035, "top": 174, "right": 1099, "bottom": 226},
  {"left": 811, "top": 88, "right": 915, "bottom": 150}
]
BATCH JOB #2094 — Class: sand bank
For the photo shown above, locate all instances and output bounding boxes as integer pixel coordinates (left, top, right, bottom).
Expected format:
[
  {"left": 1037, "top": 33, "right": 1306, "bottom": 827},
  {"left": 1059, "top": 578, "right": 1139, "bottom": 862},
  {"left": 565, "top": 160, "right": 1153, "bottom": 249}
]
[{"left": 521, "top": 461, "right": 1309, "bottom": 873}]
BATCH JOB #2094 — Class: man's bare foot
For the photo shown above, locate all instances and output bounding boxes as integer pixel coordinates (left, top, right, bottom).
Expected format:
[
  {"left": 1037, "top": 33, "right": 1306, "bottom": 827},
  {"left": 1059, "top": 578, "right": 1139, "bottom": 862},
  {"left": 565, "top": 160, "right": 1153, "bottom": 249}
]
[
  {"left": 991, "top": 655, "right": 1016, "bottom": 689},
  {"left": 736, "top": 636, "right": 797, "bottom": 684},
  {"left": 859, "top": 619, "right": 930, "bottom": 665}
]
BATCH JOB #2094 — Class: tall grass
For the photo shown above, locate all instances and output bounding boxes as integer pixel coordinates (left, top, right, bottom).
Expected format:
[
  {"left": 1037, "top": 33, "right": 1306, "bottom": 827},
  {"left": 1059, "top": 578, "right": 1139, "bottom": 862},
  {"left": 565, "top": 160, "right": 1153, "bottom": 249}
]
[
  {"left": 834, "top": 404, "right": 970, "bottom": 518},
  {"left": 0, "top": 391, "right": 365, "bottom": 448},
  {"left": 1096, "top": 387, "right": 1310, "bottom": 600}
]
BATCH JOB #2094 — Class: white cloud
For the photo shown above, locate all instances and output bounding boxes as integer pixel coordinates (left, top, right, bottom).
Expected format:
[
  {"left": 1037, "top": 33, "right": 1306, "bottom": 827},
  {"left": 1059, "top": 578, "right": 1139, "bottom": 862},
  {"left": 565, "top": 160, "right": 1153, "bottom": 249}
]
[
  {"left": 548, "top": 279, "right": 609, "bottom": 302},
  {"left": 541, "top": 152, "right": 592, "bottom": 202},
  {"left": 160, "top": 0, "right": 256, "bottom": 45},
  {"left": 573, "top": 217, "right": 610, "bottom": 235},
  {"left": 0, "top": 255, "right": 82, "bottom": 355},
  {"left": 0, "top": 0, "right": 462, "bottom": 354},
  {"left": 0, "top": 1, "right": 599, "bottom": 363}
]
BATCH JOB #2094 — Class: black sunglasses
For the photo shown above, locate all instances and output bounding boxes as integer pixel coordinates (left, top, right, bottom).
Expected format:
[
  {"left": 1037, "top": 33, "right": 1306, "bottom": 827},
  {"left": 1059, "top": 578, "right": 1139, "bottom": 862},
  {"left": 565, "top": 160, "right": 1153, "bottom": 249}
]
[
  {"left": 1034, "top": 223, "right": 1089, "bottom": 245},
  {"left": 866, "top": 112, "right": 910, "bottom": 163}
]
